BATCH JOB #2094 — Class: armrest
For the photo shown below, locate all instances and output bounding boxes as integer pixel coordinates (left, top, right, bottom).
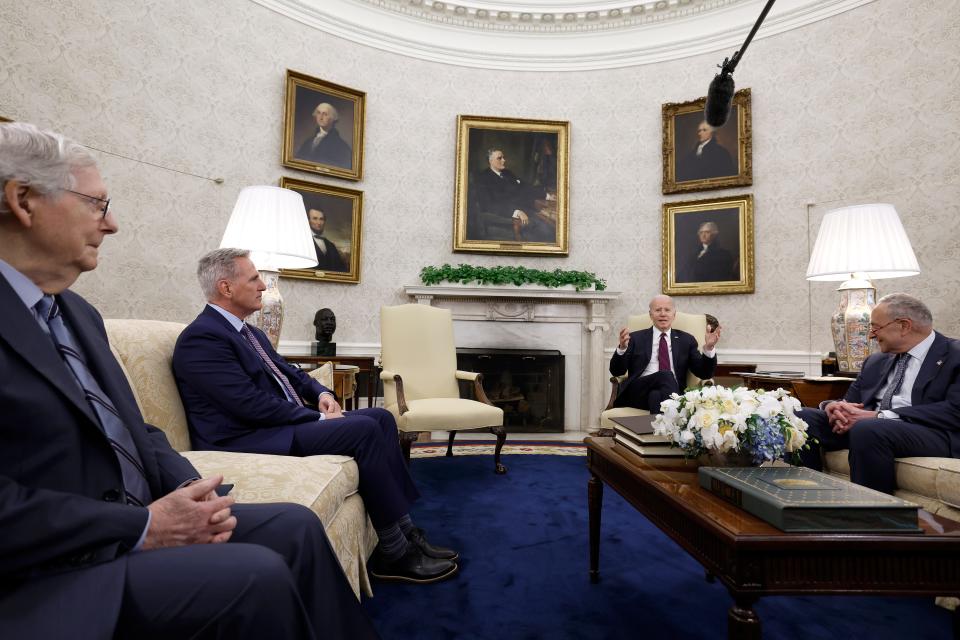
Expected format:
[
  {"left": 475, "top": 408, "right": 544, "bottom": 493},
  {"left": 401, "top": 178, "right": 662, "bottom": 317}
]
[
  {"left": 604, "top": 374, "right": 626, "bottom": 411},
  {"left": 379, "top": 370, "right": 409, "bottom": 415},
  {"left": 456, "top": 370, "right": 493, "bottom": 405}
]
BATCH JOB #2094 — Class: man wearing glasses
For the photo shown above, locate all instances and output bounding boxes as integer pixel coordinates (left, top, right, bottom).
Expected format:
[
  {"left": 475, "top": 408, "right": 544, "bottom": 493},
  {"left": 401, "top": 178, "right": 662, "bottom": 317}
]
[
  {"left": 0, "top": 122, "right": 378, "bottom": 639},
  {"left": 796, "top": 293, "right": 960, "bottom": 493}
]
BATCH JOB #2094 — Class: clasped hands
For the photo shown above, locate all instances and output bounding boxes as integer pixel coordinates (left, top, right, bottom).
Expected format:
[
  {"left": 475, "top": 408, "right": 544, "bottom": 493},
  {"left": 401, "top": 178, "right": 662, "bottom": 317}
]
[
  {"left": 319, "top": 393, "right": 344, "bottom": 419},
  {"left": 143, "top": 475, "right": 235, "bottom": 550},
  {"left": 825, "top": 400, "right": 879, "bottom": 434}
]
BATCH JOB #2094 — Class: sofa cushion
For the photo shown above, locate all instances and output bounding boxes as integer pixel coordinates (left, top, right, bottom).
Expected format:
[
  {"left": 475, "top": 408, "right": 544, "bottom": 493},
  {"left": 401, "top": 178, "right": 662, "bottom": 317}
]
[
  {"left": 307, "top": 362, "right": 335, "bottom": 391},
  {"left": 183, "top": 450, "right": 359, "bottom": 528},
  {"left": 935, "top": 458, "right": 960, "bottom": 508},
  {"left": 104, "top": 319, "right": 192, "bottom": 452}
]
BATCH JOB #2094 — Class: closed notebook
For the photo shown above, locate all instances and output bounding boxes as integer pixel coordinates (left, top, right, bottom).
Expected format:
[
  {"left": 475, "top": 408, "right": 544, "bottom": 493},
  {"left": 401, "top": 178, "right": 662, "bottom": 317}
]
[{"left": 611, "top": 415, "right": 672, "bottom": 445}]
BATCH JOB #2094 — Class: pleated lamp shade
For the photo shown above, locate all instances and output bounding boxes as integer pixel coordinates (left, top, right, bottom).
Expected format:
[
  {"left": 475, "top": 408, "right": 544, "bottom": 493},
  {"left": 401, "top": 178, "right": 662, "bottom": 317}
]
[
  {"left": 806, "top": 204, "right": 920, "bottom": 281},
  {"left": 220, "top": 186, "right": 316, "bottom": 271}
]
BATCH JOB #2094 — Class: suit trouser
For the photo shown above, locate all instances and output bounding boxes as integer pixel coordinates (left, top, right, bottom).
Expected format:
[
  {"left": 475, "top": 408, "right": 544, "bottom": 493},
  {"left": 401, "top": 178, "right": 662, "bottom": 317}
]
[
  {"left": 113, "top": 502, "right": 379, "bottom": 640},
  {"left": 613, "top": 370, "right": 680, "bottom": 414},
  {"left": 292, "top": 407, "right": 420, "bottom": 529},
  {"left": 796, "top": 408, "right": 951, "bottom": 494}
]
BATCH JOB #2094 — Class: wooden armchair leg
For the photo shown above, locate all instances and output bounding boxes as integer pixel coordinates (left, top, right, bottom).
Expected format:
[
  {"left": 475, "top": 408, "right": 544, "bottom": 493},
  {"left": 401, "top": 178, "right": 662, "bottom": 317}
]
[
  {"left": 490, "top": 424, "right": 507, "bottom": 475},
  {"left": 400, "top": 431, "right": 419, "bottom": 465},
  {"left": 447, "top": 431, "right": 456, "bottom": 457}
]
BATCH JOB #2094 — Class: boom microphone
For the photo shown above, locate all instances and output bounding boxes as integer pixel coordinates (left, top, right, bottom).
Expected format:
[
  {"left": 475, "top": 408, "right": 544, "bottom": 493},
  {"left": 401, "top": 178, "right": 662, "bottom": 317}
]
[
  {"left": 704, "top": 65, "right": 735, "bottom": 127},
  {"left": 703, "top": 0, "right": 777, "bottom": 128}
]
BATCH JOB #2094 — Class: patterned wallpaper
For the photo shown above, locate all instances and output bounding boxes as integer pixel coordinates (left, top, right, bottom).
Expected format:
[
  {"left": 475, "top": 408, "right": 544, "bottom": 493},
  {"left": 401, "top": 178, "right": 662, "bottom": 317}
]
[{"left": 1, "top": 0, "right": 957, "bottom": 356}]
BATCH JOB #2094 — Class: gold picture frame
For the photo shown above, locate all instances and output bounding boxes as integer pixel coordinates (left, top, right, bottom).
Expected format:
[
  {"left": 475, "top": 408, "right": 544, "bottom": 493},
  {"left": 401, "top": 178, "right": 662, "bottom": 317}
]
[
  {"left": 282, "top": 70, "right": 365, "bottom": 181},
  {"left": 662, "top": 194, "right": 754, "bottom": 296},
  {"left": 279, "top": 177, "right": 363, "bottom": 284},
  {"left": 453, "top": 115, "right": 569, "bottom": 256},
  {"left": 0, "top": 116, "right": 11, "bottom": 123},
  {"left": 662, "top": 88, "right": 752, "bottom": 195}
]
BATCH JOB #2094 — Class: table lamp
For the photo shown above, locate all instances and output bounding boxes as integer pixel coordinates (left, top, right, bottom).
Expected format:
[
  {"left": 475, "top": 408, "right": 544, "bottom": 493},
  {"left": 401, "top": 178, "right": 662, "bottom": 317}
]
[
  {"left": 805, "top": 203, "right": 920, "bottom": 372},
  {"left": 220, "top": 186, "right": 316, "bottom": 348}
]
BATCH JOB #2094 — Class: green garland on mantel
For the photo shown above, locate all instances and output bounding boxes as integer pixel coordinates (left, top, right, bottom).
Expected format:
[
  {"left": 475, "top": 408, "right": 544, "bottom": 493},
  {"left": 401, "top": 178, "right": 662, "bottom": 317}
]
[{"left": 419, "top": 264, "right": 607, "bottom": 291}]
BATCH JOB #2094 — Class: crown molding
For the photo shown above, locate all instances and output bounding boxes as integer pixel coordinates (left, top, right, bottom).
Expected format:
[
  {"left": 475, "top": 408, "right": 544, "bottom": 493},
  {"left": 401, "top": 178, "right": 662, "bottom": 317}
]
[{"left": 252, "top": 0, "right": 876, "bottom": 70}]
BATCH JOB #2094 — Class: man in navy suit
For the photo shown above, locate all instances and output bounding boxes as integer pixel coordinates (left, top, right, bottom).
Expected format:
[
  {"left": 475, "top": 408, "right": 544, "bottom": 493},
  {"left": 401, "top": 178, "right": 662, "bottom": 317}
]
[
  {"left": 0, "top": 122, "right": 378, "bottom": 639},
  {"left": 797, "top": 293, "right": 960, "bottom": 493},
  {"left": 173, "top": 248, "right": 458, "bottom": 584},
  {"left": 610, "top": 295, "right": 721, "bottom": 414}
]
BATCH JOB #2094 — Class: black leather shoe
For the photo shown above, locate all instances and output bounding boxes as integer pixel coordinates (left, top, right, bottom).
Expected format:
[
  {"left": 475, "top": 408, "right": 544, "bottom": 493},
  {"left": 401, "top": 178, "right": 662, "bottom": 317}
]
[
  {"left": 369, "top": 546, "right": 458, "bottom": 584},
  {"left": 408, "top": 527, "right": 459, "bottom": 562}
]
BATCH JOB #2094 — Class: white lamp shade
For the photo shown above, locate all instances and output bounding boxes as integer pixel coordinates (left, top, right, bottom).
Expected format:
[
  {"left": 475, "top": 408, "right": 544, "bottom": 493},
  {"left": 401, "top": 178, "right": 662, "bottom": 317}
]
[
  {"left": 805, "top": 203, "right": 920, "bottom": 282},
  {"left": 220, "top": 186, "right": 317, "bottom": 271}
]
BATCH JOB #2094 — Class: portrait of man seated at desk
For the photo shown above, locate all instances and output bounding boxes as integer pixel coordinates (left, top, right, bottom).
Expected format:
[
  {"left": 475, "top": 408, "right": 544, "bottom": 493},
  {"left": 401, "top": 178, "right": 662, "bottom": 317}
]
[{"left": 467, "top": 135, "right": 558, "bottom": 244}]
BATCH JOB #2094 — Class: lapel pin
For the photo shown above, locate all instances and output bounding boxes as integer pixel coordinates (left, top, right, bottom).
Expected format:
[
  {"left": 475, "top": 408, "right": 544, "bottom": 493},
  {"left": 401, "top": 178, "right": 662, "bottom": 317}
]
[{"left": 937, "top": 360, "right": 943, "bottom": 366}]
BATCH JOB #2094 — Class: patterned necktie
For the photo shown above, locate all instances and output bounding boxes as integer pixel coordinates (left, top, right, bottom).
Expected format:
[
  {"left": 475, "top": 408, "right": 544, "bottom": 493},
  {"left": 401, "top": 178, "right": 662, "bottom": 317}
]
[
  {"left": 658, "top": 332, "right": 671, "bottom": 372},
  {"left": 880, "top": 352, "right": 910, "bottom": 411},
  {"left": 240, "top": 324, "right": 304, "bottom": 407},
  {"left": 36, "top": 295, "right": 151, "bottom": 506}
]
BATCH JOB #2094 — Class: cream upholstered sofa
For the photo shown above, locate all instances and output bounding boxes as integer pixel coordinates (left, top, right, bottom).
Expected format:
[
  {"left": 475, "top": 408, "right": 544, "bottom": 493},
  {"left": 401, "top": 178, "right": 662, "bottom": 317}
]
[
  {"left": 599, "top": 311, "right": 708, "bottom": 431},
  {"left": 823, "top": 451, "right": 960, "bottom": 523},
  {"left": 104, "top": 319, "right": 377, "bottom": 598}
]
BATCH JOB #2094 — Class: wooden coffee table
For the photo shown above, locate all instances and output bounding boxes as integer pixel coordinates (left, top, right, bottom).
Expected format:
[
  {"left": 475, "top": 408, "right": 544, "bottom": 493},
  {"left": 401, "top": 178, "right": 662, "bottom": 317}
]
[{"left": 586, "top": 436, "right": 960, "bottom": 639}]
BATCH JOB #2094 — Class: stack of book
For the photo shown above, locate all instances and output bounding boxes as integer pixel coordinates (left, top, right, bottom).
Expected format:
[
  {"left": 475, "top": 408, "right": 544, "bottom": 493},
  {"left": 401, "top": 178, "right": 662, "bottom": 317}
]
[{"left": 610, "top": 415, "right": 685, "bottom": 458}]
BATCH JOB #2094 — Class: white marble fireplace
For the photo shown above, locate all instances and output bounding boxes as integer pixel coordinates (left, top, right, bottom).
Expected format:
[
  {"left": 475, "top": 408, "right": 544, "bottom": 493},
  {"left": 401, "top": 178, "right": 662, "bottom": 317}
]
[{"left": 404, "top": 285, "right": 621, "bottom": 432}]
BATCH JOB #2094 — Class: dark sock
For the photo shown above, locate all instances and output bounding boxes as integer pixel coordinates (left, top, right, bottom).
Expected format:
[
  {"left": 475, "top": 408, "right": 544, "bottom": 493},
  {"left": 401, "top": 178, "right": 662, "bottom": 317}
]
[
  {"left": 397, "top": 514, "right": 415, "bottom": 536},
  {"left": 375, "top": 522, "right": 410, "bottom": 561}
]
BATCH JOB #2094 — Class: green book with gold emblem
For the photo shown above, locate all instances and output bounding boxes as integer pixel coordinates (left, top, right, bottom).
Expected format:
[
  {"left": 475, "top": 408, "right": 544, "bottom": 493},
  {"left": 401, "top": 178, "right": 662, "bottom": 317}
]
[{"left": 698, "top": 466, "right": 921, "bottom": 533}]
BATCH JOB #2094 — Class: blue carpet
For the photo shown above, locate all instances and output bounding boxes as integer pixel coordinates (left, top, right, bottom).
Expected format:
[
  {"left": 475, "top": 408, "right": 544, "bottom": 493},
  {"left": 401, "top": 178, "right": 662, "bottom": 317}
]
[{"left": 362, "top": 454, "right": 952, "bottom": 639}]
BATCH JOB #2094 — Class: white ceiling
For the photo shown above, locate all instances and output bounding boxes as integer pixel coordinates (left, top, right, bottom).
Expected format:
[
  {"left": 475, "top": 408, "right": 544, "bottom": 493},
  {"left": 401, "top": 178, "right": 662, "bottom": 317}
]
[{"left": 252, "top": 0, "right": 876, "bottom": 70}]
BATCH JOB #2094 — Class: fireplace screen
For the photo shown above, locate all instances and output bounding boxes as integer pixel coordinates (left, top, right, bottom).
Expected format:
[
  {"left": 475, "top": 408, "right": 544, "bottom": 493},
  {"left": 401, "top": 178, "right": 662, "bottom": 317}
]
[{"left": 456, "top": 348, "right": 564, "bottom": 433}]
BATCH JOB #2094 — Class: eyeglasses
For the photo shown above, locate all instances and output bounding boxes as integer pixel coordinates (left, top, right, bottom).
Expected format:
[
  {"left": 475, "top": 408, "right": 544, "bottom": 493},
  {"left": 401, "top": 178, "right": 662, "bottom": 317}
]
[
  {"left": 63, "top": 188, "right": 111, "bottom": 219},
  {"left": 868, "top": 319, "right": 904, "bottom": 335}
]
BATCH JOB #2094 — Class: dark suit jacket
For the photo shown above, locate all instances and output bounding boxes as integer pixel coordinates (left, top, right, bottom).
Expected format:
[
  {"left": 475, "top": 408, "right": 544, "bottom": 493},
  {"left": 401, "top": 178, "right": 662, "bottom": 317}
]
[
  {"left": 475, "top": 168, "right": 545, "bottom": 219},
  {"left": 609, "top": 327, "right": 717, "bottom": 400},
  {"left": 843, "top": 332, "right": 960, "bottom": 455},
  {"left": 677, "top": 138, "right": 736, "bottom": 181},
  {"left": 313, "top": 235, "right": 347, "bottom": 272},
  {"left": 296, "top": 127, "right": 351, "bottom": 169},
  {"left": 0, "top": 278, "right": 197, "bottom": 639},
  {"left": 680, "top": 244, "right": 736, "bottom": 283},
  {"left": 172, "top": 306, "right": 335, "bottom": 455}
]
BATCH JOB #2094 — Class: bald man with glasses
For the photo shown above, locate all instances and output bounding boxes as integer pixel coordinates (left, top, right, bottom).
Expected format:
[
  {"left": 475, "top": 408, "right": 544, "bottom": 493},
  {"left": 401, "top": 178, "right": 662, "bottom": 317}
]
[{"left": 796, "top": 293, "right": 960, "bottom": 493}]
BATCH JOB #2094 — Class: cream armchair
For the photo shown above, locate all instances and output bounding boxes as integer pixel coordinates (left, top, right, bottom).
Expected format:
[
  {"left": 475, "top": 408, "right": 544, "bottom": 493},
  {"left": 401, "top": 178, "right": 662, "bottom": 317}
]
[
  {"left": 103, "top": 319, "right": 377, "bottom": 598},
  {"left": 599, "top": 311, "right": 709, "bottom": 431},
  {"left": 380, "top": 304, "right": 507, "bottom": 474}
]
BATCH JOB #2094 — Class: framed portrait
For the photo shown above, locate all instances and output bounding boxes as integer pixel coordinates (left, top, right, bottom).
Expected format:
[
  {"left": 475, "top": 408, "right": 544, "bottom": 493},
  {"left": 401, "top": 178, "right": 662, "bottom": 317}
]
[
  {"left": 282, "top": 70, "right": 365, "bottom": 181},
  {"left": 661, "top": 88, "right": 752, "bottom": 195},
  {"left": 279, "top": 177, "right": 363, "bottom": 284},
  {"left": 453, "top": 115, "right": 569, "bottom": 256},
  {"left": 0, "top": 116, "right": 10, "bottom": 123},
  {"left": 662, "top": 194, "right": 754, "bottom": 296}
]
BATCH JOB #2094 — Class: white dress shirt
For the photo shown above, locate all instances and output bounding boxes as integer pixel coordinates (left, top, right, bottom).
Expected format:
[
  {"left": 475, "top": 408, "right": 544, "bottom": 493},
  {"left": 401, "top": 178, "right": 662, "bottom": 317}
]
[{"left": 875, "top": 331, "right": 936, "bottom": 418}]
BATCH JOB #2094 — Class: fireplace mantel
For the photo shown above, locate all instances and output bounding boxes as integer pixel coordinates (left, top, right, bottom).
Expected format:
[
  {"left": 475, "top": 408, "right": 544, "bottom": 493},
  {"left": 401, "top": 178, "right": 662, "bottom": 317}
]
[{"left": 404, "top": 284, "right": 621, "bottom": 431}]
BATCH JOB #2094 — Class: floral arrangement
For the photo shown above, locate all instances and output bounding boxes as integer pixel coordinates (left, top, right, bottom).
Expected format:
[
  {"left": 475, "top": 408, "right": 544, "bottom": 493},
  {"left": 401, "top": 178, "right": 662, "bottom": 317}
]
[
  {"left": 419, "top": 264, "right": 606, "bottom": 292},
  {"left": 652, "top": 385, "right": 810, "bottom": 465}
]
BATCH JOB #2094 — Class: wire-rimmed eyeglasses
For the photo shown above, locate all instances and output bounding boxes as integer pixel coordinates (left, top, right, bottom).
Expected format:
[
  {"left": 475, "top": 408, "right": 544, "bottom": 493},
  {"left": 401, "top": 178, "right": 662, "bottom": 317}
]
[{"left": 63, "top": 188, "right": 111, "bottom": 219}]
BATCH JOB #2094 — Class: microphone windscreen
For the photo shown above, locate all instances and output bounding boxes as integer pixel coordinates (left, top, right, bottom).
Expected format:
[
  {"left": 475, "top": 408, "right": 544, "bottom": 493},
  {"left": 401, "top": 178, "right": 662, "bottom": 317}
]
[{"left": 704, "top": 72, "right": 735, "bottom": 127}]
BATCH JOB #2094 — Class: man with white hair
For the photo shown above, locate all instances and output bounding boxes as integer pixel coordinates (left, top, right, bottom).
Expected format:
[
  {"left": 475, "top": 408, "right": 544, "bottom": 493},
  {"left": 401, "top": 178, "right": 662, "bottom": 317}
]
[
  {"left": 797, "top": 293, "right": 960, "bottom": 493},
  {"left": 676, "top": 120, "right": 736, "bottom": 182},
  {"left": 679, "top": 220, "right": 736, "bottom": 283},
  {"left": 0, "top": 122, "right": 378, "bottom": 639},
  {"left": 610, "top": 295, "right": 721, "bottom": 414},
  {"left": 296, "top": 101, "right": 352, "bottom": 168}
]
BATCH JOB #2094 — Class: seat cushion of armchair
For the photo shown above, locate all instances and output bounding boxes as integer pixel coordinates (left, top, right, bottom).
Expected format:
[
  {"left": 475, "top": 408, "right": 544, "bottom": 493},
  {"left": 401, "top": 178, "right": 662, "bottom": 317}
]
[
  {"left": 600, "top": 406, "right": 651, "bottom": 429},
  {"left": 386, "top": 398, "right": 504, "bottom": 431},
  {"left": 824, "top": 450, "right": 960, "bottom": 521}
]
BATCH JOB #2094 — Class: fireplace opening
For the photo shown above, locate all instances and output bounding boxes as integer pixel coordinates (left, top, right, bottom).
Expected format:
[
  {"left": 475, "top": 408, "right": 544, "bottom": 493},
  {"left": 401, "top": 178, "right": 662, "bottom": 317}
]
[{"left": 456, "top": 348, "right": 564, "bottom": 433}]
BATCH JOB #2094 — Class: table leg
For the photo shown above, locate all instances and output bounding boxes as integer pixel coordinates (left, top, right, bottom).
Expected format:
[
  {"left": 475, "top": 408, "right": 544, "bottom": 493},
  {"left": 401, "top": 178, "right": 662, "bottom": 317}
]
[
  {"left": 727, "top": 592, "right": 761, "bottom": 640},
  {"left": 588, "top": 473, "right": 603, "bottom": 584}
]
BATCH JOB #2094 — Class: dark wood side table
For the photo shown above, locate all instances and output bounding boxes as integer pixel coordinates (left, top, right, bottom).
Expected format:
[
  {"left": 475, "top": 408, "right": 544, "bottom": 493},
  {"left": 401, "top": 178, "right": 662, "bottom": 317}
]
[
  {"left": 285, "top": 355, "right": 379, "bottom": 409},
  {"left": 739, "top": 373, "right": 855, "bottom": 408},
  {"left": 586, "top": 436, "right": 960, "bottom": 639}
]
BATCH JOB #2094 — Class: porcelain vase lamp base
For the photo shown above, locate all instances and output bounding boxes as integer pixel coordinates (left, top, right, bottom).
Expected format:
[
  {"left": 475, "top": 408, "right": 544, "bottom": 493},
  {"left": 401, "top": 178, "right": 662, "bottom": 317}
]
[
  {"left": 248, "top": 270, "right": 284, "bottom": 349},
  {"left": 830, "top": 277, "right": 877, "bottom": 373}
]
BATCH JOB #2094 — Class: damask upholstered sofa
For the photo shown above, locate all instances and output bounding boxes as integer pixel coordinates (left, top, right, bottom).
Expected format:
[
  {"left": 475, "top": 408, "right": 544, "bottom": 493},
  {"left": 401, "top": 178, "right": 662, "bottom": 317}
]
[{"left": 103, "top": 319, "right": 378, "bottom": 598}]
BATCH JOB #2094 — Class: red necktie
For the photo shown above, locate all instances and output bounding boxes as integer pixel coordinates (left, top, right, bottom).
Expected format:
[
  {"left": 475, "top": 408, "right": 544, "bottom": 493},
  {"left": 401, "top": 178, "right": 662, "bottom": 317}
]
[{"left": 658, "top": 332, "right": 670, "bottom": 372}]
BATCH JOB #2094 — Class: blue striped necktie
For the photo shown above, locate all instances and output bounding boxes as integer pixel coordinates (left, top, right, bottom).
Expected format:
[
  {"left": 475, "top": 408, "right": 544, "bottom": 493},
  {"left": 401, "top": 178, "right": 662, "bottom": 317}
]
[
  {"left": 879, "top": 352, "right": 910, "bottom": 412},
  {"left": 36, "top": 295, "right": 152, "bottom": 506},
  {"left": 240, "top": 324, "right": 304, "bottom": 406}
]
